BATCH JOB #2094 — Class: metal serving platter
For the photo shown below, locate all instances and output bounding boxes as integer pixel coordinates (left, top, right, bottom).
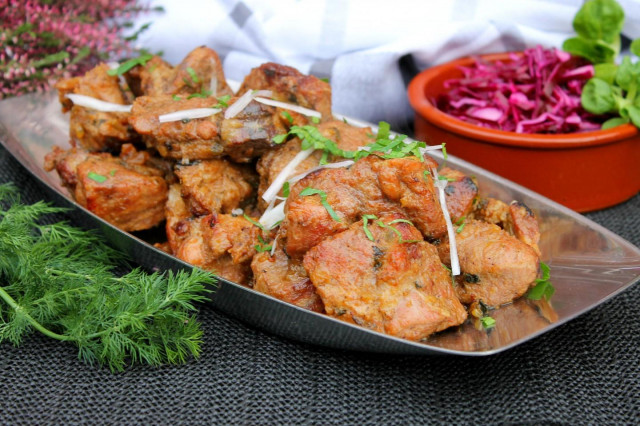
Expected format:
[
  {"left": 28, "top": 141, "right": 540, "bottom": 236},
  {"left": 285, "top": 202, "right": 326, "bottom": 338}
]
[{"left": 1, "top": 91, "right": 639, "bottom": 356}]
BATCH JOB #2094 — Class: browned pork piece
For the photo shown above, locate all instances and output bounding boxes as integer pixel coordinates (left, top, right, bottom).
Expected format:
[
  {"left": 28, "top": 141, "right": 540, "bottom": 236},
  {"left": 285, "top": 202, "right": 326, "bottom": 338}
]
[
  {"left": 256, "top": 119, "right": 373, "bottom": 209},
  {"left": 129, "top": 94, "right": 289, "bottom": 162},
  {"left": 124, "top": 46, "right": 233, "bottom": 98},
  {"left": 471, "top": 197, "right": 541, "bottom": 255},
  {"left": 303, "top": 215, "right": 467, "bottom": 340},
  {"left": 55, "top": 64, "right": 137, "bottom": 152},
  {"left": 44, "top": 144, "right": 168, "bottom": 232},
  {"left": 238, "top": 62, "right": 333, "bottom": 119},
  {"left": 438, "top": 166, "right": 478, "bottom": 222},
  {"left": 251, "top": 246, "right": 324, "bottom": 312},
  {"left": 437, "top": 220, "right": 540, "bottom": 307},
  {"left": 165, "top": 185, "right": 260, "bottom": 284},
  {"left": 280, "top": 155, "right": 447, "bottom": 257},
  {"left": 174, "top": 159, "right": 256, "bottom": 216}
]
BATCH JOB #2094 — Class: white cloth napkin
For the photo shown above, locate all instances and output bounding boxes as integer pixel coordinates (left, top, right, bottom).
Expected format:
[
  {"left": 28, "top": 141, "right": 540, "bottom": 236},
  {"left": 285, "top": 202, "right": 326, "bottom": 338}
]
[{"left": 132, "top": 0, "right": 640, "bottom": 130}]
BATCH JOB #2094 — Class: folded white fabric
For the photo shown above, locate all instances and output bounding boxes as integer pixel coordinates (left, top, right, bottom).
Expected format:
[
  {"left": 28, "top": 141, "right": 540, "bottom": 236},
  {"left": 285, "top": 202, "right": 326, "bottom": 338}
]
[{"left": 133, "top": 0, "right": 640, "bottom": 130}]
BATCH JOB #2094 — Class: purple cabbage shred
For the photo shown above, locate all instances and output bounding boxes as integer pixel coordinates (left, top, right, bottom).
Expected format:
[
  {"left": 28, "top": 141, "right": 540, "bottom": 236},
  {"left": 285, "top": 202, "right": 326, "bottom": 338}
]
[{"left": 436, "top": 45, "right": 603, "bottom": 134}]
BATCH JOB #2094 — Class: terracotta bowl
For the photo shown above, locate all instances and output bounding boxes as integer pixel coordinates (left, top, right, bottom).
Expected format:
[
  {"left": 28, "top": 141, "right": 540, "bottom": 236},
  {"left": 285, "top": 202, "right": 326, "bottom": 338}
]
[{"left": 407, "top": 52, "right": 640, "bottom": 212}]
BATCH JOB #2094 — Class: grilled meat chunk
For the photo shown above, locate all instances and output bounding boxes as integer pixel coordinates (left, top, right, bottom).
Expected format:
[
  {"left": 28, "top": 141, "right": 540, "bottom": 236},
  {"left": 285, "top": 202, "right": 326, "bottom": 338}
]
[
  {"left": 251, "top": 245, "right": 324, "bottom": 312},
  {"left": 303, "top": 215, "right": 467, "bottom": 340},
  {"left": 238, "top": 62, "right": 333, "bottom": 119},
  {"left": 437, "top": 220, "right": 540, "bottom": 307},
  {"left": 256, "top": 119, "right": 372, "bottom": 209},
  {"left": 281, "top": 155, "right": 446, "bottom": 257},
  {"left": 130, "top": 95, "right": 288, "bottom": 162},
  {"left": 175, "top": 159, "right": 256, "bottom": 216},
  {"left": 438, "top": 167, "right": 478, "bottom": 222},
  {"left": 124, "top": 47, "right": 233, "bottom": 98},
  {"left": 472, "top": 197, "right": 541, "bottom": 255},
  {"left": 45, "top": 145, "right": 167, "bottom": 232},
  {"left": 55, "top": 63, "right": 136, "bottom": 152},
  {"left": 165, "top": 185, "right": 259, "bottom": 284}
]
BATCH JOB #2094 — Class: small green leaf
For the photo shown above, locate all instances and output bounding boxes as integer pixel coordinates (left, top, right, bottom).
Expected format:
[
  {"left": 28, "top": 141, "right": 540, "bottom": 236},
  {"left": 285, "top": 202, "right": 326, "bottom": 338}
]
[
  {"left": 594, "top": 63, "right": 618, "bottom": 84},
  {"left": 480, "top": 316, "right": 496, "bottom": 330},
  {"left": 107, "top": 53, "right": 154, "bottom": 76},
  {"left": 87, "top": 172, "right": 107, "bottom": 183},
  {"left": 527, "top": 262, "right": 555, "bottom": 301},
  {"left": 626, "top": 105, "right": 640, "bottom": 127},
  {"left": 299, "top": 187, "right": 340, "bottom": 222},
  {"left": 243, "top": 214, "right": 265, "bottom": 231},
  {"left": 282, "top": 182, "right": 290, "bottom": 198},
  {"left": 272, "top": 134, "right": 287, "bottom": 144},
  {"left": 186, "top": 67, "right": 200, "bottom": 84},
  {"left": 281, "top": 110, "right": 293, "bottom": 124},
  {"left": 581, "top": 78, "right": 617, "bottom": 114},
  {"left": 631, "top": 38, "right": 640, "bottom": 57},
  {"left": 601, "top": 116, "right": 629, "bottom": 129},
  {"left": 362, "top": 214, "right": 378, "bottom": 241}
]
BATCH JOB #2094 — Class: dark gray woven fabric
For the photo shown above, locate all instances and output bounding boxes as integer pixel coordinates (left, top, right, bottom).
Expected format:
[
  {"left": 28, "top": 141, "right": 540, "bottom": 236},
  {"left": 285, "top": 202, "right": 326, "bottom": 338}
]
[{"left": 0, "top": 144, "right": 638, "bottom": 425}]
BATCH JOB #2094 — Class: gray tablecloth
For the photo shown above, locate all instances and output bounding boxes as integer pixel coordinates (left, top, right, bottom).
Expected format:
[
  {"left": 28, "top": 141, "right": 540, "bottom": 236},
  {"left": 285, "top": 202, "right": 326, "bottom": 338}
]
[{"left": 1, "top": 143, "right": 638, "bottom": 424}]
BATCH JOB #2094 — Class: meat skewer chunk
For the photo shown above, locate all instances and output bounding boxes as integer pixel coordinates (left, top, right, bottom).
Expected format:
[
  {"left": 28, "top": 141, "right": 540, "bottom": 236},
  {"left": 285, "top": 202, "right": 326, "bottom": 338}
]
[
  {"left": 437, "top": 220, "right": 540, "bottom": 307},
  {"left": 281, "top": 155, "right": 447, "bottom": 257},
  {"left": 55, "top": 64, "right": 137, "bottom": 152},
  {"left": 251, "top": 246, "right": 324, "bottom": 312},
  {"left": 303, "top": 215, "right": 467, "bottom": 340},
  {"left": 45, "top": 145, "right": 168, "bottom": 232},
  {"left": 238, "top": 62, "right": 333, "bottom": 119}
]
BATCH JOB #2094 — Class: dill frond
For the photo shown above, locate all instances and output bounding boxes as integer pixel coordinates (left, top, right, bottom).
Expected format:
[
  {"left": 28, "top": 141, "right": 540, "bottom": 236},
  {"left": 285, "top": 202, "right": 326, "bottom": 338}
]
[{"left": 0, "top": 183, "right": 215, "bottom": 372}]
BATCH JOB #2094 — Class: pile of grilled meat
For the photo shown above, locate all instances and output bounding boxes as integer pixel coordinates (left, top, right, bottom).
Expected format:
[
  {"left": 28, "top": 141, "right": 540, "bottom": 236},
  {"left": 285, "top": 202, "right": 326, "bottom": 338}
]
[{"left": 45, "top": 46, "right": 542, "bottom": 341}]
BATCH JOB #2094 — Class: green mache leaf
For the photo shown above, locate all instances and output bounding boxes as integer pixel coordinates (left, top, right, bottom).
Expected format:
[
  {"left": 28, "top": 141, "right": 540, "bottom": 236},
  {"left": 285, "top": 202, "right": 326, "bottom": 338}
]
[
  {"left": 594, "top": 63, "right": 618, "bottom": 84},
  {"left": 626, "top": 105, "right": 640, "bottom": 127},
  {"left": 572, "top": 0, "right": 625, "bottom": 45},
  {"left": 615, "top": 56, "right": 634, "bottom": 91},
  {"left": 562, "top": 37, "right": 617, "bottom": 64},
  {"left": 601, "top": 116, "right": 629, "bottom": 129},
  {"left": 631, "top": 38, "right": 640, "bottom": 57},
  {"left": 581, "top": 78, "right": 617, "bottom": 114}
]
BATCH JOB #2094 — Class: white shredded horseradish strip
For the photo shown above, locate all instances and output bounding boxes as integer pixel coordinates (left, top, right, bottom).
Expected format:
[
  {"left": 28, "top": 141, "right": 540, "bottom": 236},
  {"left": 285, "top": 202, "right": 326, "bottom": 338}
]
[
  {"left": 66, "top": 94, "right": 132, "bottom": 113},
  {"left": 158, "top": 108, "right": 221, "bottom": 123},
  {"left": 254, "top": 97, "right": 321, "bottom": 118},
  {"left": 224, "top": 90, "right": 272, "bottom": 119},
  {"left": 286, "top": 160, "right": 354, "bottom": 185},
  {"left": 262, "top": 148, "right": 314, "bottom": 204},
  {"left": 431, "top": 168, "right": 460, "bottom": 276},
  {"left": 259, "top": 201, "right": 286, "bottom": 229}
]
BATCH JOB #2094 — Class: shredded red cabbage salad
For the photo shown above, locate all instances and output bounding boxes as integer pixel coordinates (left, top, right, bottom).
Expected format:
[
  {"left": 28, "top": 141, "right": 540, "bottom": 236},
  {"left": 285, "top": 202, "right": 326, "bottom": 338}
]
[{"left": 436, "top": 46, "right": 606, "bottom": 134}]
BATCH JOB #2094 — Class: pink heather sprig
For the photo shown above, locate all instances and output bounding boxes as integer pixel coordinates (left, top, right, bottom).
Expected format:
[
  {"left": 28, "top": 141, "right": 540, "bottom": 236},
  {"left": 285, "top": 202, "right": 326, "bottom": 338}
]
[{"left": 0, "top": 0, "right": 161, "bottom": 99}]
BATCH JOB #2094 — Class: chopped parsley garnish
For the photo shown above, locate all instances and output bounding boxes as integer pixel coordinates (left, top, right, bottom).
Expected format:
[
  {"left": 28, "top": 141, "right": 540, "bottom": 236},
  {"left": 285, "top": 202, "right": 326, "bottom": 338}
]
[
  {"left": 186, "top": 67, "right": 200, "bottom": 84},
  {"left": 187, "top": 89, "right": 212, "bottom": 99},
  {"left": 299, "top": 187, "right": 340, "bottom": 222},
  {"left": 272, "top": 125, "right": 355, "bottom": 164},
  {"left": 271, "top": 120, "right": 438, "bottom": 164},
  {"left": 172, "top": 95, "right": 182, "bottom": 101},
  {"left": 212, "top": 95, "right": 231, "bottom": 108},
  {"left": 311, "top": 116, "right": 320, "bottom": 124},
  {"left": 481, "top": 316, "right": 496, "bottom": 329},
  {"left": 254, "top": 235, "right": 272, "bottom": 253},
  {"left": 109, "top": 169, "right": 116, "bottom": 177},
  {"left": 281, "top": 111, "right": 293, "bottom": 124},
  {"left": 374, "top": 218, "right": 420, "bottom": 244},
  {"left": 107, "top": 53, "right": 154, "bottom": 76},
  {"left": 527, "top": 262, "right": 555, "bottom": 301},
  {"left": 362, "top": 214, "right": 379, "bottom": 241},
  {"left": 455, "top": 217, "right": 466, "bottom": 234},
  {"left": 243, "top": 214, "right": 265, "bottom": 231},
  {"left": 87, "top": 172, "right": 107, "bottom": 183},
  {"left": 282, "top": 182, "right": 290, "bottom": 198}
]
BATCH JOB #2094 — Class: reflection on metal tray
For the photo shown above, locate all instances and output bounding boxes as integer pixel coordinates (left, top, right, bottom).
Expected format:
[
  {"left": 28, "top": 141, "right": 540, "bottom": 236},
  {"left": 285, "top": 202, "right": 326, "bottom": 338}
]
[{"left": 1, "top": 92, "right": 639, "bottom": 356}]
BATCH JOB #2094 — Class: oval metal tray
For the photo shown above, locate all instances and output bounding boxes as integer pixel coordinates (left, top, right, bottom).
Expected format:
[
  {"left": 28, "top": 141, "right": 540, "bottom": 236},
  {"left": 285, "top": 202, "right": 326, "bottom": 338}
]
[{"left": 1, "top": 92, "right": 639, "bottom": 355}]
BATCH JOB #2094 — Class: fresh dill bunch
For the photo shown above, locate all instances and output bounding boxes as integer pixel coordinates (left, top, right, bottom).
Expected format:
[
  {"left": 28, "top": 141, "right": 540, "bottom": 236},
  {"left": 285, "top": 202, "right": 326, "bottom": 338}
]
[{"left": 0, "top": 183, "right": 215, "bottom": 372}]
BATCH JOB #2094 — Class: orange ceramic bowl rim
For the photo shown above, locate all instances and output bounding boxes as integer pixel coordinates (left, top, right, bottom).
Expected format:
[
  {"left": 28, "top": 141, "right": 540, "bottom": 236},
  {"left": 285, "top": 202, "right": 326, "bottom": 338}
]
[{"left": 407, "top": 52, "right": 639, "bottom": 149}]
